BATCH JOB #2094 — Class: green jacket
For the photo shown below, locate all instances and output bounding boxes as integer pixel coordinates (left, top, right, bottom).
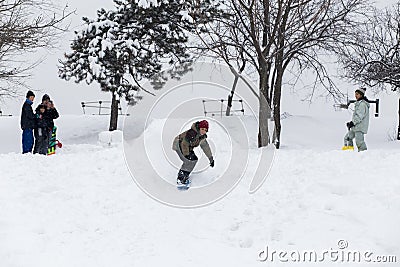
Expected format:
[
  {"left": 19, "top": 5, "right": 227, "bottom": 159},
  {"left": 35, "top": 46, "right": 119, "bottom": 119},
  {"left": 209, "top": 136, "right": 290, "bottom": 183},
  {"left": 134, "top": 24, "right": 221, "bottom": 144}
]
[
  {"left": 352, "top": 98, "right": 370, "bottom": 134},
  {"left": 172, "top": 122, "right": 213, "bottom": 160}
]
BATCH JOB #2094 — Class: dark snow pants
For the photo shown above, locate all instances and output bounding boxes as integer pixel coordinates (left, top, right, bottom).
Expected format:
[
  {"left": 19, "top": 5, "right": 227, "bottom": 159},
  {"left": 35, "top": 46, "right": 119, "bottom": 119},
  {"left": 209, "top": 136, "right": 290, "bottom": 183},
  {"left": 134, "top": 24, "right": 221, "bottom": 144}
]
[
  {"left": 22, "top": 129, "right": 34, "bottom": 154},
  {"left": 33, "top": 128, "right": 49, "bottom": 155},
  {"left": 176, "top": 149, "right": 198, "bottom": 173}
]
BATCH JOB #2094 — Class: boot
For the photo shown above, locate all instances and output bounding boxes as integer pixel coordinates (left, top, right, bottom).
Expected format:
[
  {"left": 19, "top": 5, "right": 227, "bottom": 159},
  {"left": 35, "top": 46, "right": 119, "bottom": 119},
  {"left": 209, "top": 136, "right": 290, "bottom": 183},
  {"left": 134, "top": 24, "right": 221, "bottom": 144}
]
[
  {"left": 177, "top": 169, "right": 190, "bottom": 185},
  {"left": 342, "top": 146, "right": 354, "bottom": 151}
]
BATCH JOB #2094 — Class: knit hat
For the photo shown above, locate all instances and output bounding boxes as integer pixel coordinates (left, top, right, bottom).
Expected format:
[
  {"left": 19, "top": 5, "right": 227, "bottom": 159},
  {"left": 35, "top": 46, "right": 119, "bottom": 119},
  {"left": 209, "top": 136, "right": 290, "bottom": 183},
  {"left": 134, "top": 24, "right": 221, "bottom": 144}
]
[
  {"left": 42, "top": 94, "right": 50, "bottom": 102},
  {"left": 198, "top": 120, "right": 209, "bottom": 130},
  {"left": 26, "top": 90, "right": 35, "bottom": 98},
  {"left": 38, "top": 104, "right": 46, "bottom": 110},
  {"left": 355, "top": 87, "right": 366, "bottom": 95}
]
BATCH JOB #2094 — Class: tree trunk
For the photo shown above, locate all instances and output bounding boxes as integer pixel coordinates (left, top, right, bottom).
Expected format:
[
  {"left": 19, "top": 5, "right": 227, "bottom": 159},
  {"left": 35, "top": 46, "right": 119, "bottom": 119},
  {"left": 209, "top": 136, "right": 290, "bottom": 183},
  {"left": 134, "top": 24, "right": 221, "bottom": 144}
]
[
  {"left": 258, "top": 60, "right": 271, "bottom": 147},
  {"left": 272, "top": 21, "right": 287, "bottom": 149},
  {"left": 109, "top": 91, "right": 119, "bottom": 131},
  {"left": 226, "top": 74, "right": 239, "bottom": 116},
  {"left": 226, "top": 63, "right": 246, "bottom": 116},
  {"left": 257, "top": 0, "right": 272, "bottom": 148},
  {"left": 273, "top": 72, "right": 283, "bottom": 149}
]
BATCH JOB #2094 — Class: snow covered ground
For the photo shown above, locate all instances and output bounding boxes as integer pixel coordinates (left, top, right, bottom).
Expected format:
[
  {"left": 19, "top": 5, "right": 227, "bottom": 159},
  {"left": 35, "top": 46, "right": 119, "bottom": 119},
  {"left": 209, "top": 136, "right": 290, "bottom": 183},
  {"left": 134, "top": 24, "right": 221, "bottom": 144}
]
[{"left": 0, "top": 112, "right": 399, "bottom": 267}]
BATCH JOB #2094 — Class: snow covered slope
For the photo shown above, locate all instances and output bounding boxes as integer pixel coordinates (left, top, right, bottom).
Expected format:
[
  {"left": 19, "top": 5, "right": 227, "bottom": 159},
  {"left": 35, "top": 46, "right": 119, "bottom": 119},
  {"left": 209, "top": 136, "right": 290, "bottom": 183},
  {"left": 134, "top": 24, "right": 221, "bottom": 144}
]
[{"left": 0, "top": 114, "right": 399, "bottom": 267}]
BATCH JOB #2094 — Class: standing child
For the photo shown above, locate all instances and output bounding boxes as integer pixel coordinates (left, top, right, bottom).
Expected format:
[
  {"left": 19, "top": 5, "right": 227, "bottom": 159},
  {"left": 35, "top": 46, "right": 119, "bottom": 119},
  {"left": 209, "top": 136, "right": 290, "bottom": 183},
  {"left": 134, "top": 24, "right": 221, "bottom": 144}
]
[
  {"left": 36, "top": 94, "right": 59, "bottom": 136},
  {"left": 172, "top": 120, "right": 215, "bottom": 185},
  {"left": 36, "top": 94, "right": 60, "bottom": 154},
  {"left": 342, "top": 87, "right": 370, "bottom": 152},
  {"left": 33, "top": 104, "right": 49, "bottom": 155},
  {"left": 45, "top": 99, "right": 60, "bottom": 155},
  {"left": 20, "top": 90, "right": 36, "bottom": 153}
]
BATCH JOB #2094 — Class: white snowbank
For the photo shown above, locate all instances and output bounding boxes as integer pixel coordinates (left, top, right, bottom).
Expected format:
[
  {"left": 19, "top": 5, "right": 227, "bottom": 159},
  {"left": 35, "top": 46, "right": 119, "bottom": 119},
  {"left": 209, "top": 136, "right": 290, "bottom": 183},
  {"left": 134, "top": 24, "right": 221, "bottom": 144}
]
[
  {"left": 98, "top": 130, "right": 123, "bottom": 146},
  {"left": 0, "top": 114, "right": 399, "bottom": 267}
]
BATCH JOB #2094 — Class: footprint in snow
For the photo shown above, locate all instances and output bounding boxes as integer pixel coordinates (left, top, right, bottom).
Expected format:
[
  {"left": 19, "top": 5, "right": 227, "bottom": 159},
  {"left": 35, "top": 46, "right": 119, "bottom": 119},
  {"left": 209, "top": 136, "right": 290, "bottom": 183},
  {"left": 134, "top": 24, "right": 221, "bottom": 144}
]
[
  {"left": 243, "top": 208, "right": 253, "bottom": 216},
  {"left": 40, "top": 185, "right": 61, "bottom": 194},
  {"left": 324, "top": 203, "right": 335, "bottom": 211},
  {"left": 230, "top": 222, "right": 241, "bottom": 232},
  {"left": 330, "top": 185, "right": 349, "bottom": 196},
  {"left": 239, "top": 237, "right": 254, "bottom": 248}
]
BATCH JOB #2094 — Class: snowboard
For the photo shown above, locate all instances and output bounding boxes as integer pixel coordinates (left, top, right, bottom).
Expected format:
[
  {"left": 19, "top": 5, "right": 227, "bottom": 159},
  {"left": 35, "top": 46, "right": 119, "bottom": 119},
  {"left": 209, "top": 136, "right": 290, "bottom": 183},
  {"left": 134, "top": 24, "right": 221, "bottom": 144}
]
[
  {"left": 177, "top": 178, "right": 191, "bottom": 191},
  {"left": 47, "top": 126, "right": 62, "bottom": 155}
]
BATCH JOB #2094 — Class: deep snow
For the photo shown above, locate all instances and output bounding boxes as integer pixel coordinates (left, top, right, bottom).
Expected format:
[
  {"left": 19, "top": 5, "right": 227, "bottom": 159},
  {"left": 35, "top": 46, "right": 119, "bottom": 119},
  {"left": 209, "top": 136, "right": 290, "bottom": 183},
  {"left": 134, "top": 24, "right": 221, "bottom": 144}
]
[
  {"left": 1, "top": 0, "right": 400, "bottom": 264},
  {"left": 0, "top": 111, "right": 399, "bottom": 267}
]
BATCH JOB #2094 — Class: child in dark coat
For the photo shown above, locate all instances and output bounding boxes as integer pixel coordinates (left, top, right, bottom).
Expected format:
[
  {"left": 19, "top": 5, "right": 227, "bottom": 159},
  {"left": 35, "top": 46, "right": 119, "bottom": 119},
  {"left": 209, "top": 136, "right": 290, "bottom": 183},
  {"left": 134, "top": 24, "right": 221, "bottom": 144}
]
[
  {"left": 33, "top": 104, "right": 49, "bottom": 155},
  {"left": 20, "top": 90, "right": 36, "bottom": 153},
  {"left": 36, "top": 94, "right": 59, "bottom": 135}
]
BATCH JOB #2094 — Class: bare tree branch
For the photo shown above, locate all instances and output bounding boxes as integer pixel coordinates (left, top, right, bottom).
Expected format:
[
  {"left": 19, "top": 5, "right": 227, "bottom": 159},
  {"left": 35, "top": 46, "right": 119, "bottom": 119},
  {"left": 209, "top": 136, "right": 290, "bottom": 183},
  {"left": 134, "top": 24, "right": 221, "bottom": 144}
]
[{"left": 0, "top": 0, "right": 72, "bottom": 98}]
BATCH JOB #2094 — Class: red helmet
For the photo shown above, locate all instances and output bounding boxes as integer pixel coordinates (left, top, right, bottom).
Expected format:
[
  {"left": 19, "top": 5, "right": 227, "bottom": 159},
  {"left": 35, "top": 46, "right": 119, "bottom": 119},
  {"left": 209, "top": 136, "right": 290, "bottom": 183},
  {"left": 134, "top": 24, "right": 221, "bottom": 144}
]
[{"left": 198, "top": 120, "right": 209, "bottom": 130}]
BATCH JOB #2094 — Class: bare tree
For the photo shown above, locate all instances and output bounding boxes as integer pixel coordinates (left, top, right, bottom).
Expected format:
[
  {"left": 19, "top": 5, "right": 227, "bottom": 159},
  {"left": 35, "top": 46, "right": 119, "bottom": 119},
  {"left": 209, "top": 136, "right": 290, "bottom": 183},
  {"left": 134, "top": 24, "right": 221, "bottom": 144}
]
[
  {"left": 193, "top": 0, "right": 368, "bottom": 148},
  {"left": 336, "top": 3, "right": 400, "bottom": 90},
  {"left": 0, "top": 0, "right": 71, "bottom": 98},
  {"left": 336, "top": 2, "right": 400, "bottom": 140}
]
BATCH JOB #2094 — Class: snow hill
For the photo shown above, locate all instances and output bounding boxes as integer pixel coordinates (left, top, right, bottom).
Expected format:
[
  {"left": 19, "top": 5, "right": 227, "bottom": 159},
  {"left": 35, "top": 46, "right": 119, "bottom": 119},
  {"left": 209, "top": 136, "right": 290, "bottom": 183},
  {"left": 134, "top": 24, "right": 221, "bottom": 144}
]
[{"left": 0, "top": 113, "right": 399, "bottom": 267}]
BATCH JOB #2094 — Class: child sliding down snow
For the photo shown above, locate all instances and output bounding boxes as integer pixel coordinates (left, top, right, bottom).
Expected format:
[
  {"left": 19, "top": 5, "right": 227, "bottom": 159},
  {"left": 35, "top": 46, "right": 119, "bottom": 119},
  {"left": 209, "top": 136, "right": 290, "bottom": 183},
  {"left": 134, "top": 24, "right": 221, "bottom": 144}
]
[
  {"left": 342, "top": 87, "right": 370, "bottom": 152},
  {"left": 172, "top": 120, "right": 214, "bottom": 185}
]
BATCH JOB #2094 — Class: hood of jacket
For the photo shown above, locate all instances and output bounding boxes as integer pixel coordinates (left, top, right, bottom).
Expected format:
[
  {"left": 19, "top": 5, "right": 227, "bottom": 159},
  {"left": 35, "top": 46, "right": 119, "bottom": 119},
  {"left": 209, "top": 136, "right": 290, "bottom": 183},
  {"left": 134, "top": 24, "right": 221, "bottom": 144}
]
[
  {"left": 191, "top": 122, "right": 199, "bottom": 133},
  {"left": 358, "top": 97, "right": 370, "bottom": 108}
]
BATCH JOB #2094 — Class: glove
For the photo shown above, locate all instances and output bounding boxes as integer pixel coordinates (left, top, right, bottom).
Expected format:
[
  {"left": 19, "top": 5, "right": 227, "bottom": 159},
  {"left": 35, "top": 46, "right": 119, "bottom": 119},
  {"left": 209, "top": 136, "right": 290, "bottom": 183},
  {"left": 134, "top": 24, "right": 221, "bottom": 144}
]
[
  {"left": 346, "top": 121, "right": 354, "bottom": 130},
  {"left": 209, "top": 158, "right": 214, "bottom": 168},
  {"left": 56, "top": 140, "right": 63, "bottom": 148}
]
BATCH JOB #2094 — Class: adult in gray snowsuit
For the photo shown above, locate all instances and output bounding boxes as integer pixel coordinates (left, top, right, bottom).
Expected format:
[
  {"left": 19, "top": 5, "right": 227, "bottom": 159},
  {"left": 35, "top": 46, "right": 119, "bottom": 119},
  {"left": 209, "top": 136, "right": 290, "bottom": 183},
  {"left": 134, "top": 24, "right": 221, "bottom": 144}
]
[
  {"left": 343, "top": 87, "right": 370, "bottom": 151},
  {"left": 172, "top": 120, "right": 214, "bottom": 184}
]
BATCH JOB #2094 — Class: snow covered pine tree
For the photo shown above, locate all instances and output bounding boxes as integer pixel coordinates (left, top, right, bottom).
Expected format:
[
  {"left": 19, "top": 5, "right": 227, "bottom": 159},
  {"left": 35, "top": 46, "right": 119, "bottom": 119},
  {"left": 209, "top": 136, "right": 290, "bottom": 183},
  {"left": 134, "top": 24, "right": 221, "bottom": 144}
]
[{"left": 58, "top": 0, "right": 222, "bottom": 131}]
